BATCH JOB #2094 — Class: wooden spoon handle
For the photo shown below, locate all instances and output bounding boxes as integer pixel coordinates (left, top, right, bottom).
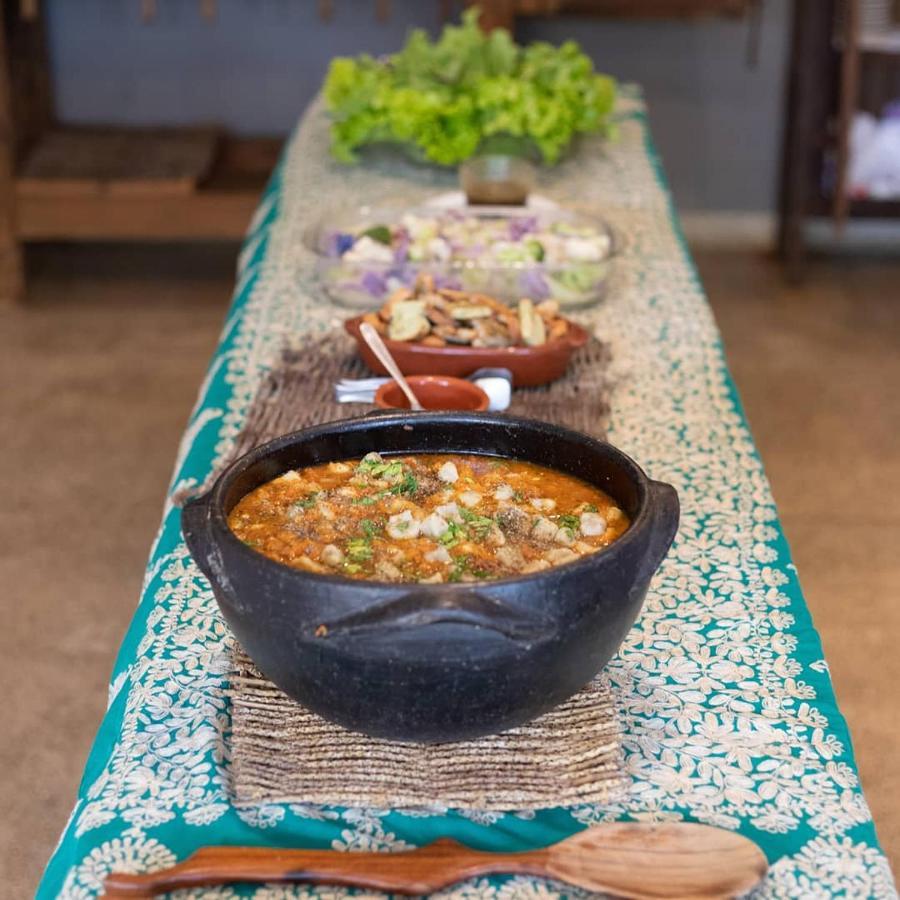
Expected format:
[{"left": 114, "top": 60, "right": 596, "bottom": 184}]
[
  {"left": 103, "top": 840, "right": 550, "bottom": 898},
  {"left": 359, "top": 322, "right": 424, "bottom": 410}
]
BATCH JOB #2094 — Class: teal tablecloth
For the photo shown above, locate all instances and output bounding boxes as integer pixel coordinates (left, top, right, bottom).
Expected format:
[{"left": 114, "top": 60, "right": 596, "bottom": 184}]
[{"left": 39, "top": 89, "right": 896, "bottom": 898}]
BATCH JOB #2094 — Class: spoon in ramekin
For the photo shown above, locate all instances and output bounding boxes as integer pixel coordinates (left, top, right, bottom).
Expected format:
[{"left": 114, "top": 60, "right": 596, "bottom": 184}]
[{"left": 359, "top": 322, "right": 424, "bottom": 411}]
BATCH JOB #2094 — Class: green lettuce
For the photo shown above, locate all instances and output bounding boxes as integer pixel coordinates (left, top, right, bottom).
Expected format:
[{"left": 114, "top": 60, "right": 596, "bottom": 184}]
[{"left": 323, "top": 9, "right": 616, "bottom": 166}]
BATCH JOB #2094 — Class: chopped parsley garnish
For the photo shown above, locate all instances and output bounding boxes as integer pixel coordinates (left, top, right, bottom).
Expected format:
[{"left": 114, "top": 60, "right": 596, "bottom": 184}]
[
  {"left": 346, "top": 518, "right": 382, "bottom": 562},
  {"left": 558, "top": 514, "right": 580, "bottom": 531},
  {"left": 346, "top": 538, "right": 373, "bottom": 562},
  {"left": 359, "top": 518, "right": 380, "bottom": 538},
  {"left": 459, "top": 507, "right": 494, "bottom": 538},
  {"left": 356, "top": 454, "right": 385, "bottom": 473},
  {"left": 389, "top": 472, "right": 418, "bottom": 496},
  {"left": 352, "top": 469, "right": 417, "bottom": 505},
  {"left": 448, "top": 555, "right": 489, "bottom": 582},
  {"left": 440, "top": 521, "right": 466, "bottom": 547},
  {"left": 356, "top": 456, "right": 404, "bottom": 480},
  {"left": 381, "top": 461, "right": 406, "bottom": 481},
  {"left": 292, "top": 492, "right": 320, "bottom": 510},
  {"left": 584, "top": 503, "right": 598, "bottom": 512},
  {"left": 448, "top": 556, "right": 470, "bottom": 582}
]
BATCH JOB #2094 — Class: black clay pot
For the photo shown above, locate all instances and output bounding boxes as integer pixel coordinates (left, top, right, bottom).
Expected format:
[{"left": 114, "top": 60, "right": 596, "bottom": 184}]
[{"left": 182, "top": 412, "right": 679, "bottom": 743}]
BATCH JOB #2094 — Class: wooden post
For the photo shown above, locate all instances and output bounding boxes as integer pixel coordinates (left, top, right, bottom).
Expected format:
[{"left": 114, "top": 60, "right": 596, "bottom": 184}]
[
  {"left": 776, "top": 0, "right": 836, "bottom": 283},
  {"left": 468, "top": 0, "right": 516, "bottom": 31},
  {"left": 833, "top": 0, "right": 860, "bottom": 234},
  {"left": 8, "top": 0, "right": 53, "bottom": 160},
  {"left": 0, "top": 7, "right": 24, "bottom": 304}
]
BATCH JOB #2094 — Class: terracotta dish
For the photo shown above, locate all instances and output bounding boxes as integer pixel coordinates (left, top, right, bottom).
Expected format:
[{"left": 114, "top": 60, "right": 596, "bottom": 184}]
[
  {"left": 375, "top": 375, "right": 489, "bottom": 411},
  {"left": 345, "top": 316, "right": 589, "bottom": 387}
]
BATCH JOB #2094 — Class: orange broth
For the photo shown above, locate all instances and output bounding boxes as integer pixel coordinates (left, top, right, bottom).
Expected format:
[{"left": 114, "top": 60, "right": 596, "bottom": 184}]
[{"left": 228, "top": 453, "right": 629, "bottom": 583}]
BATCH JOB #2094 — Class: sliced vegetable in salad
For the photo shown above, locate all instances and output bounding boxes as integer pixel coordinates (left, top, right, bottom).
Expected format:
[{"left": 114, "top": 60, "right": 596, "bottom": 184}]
[
  {"left": 316, "top": 207, "right": 614, "bottom": 309},
  {"left": 334, "top": 211, "right": 611, "bottom": 268}
]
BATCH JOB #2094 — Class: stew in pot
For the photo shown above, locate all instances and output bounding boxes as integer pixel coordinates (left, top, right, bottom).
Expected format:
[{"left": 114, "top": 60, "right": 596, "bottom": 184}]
[{"left": 228, "top": 453, "right": 629, "bottom": 583}]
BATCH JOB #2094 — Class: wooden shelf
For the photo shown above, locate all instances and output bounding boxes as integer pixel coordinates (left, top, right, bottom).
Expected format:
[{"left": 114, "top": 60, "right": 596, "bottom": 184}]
[
  {"left": 846, "top": 198, "right": 900, "bottom": 217},
  {"left": 0, "top": 0, "right": 289, "bottom": 300},
  {"left": 858, "top": 40, "right": 900, "bottom": 58},
  {"left": 810, "top": 195, "right": 900, "bottom": 219},
  {"left": 516, "top": 0, "right": 753, "bottom": 15},
  {"left": 14, "top": 133, "right": 283, "bottom": 242},
  {"left": 778, "top": 0, "right": 900, "bottom": 280},
  {"left": 203, "top": 134, "right": 283, "bottom": 191},
  {"left": 473, "top": 0, "right": 756, "bottom": 29},
  {"left": 16, "top": 125, "right": 220, "bottom": 196}
]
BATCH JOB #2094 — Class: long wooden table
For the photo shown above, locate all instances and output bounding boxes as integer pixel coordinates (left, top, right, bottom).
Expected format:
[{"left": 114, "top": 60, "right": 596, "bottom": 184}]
[{"left": 38, "top": 88, "right": 895, "bottom": 899}]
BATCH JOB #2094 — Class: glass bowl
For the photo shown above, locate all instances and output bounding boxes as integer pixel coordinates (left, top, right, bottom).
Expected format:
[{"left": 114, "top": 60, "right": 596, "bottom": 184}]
[
  {"left": 304, "top": 202, "right": 618, "bottom": 311},
  {"left": 459, "top": 155, "right": 537, "bottom": 205}
]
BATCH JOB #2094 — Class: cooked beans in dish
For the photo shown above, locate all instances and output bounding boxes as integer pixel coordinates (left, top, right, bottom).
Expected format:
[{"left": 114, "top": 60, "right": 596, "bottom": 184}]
[{"left": 227, "top": 453, "right": 630, "bottom": 582}]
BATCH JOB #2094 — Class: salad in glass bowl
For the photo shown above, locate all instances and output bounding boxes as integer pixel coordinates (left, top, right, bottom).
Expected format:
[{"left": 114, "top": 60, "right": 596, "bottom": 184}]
[{"left": 305, "top": 204, "right": 617, "bottom": 310}]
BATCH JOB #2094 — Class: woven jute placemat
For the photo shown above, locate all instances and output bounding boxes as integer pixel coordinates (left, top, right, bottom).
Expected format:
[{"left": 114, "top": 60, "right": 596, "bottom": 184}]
[
  {"left": 225, "top": 329, "right": 614, "bottom": 462},
  {"left": 224, "top": 329, "right": 626, "bottom": 810},
  {"left": 231, "top": 650, "right": 623, "bottom": 810}
]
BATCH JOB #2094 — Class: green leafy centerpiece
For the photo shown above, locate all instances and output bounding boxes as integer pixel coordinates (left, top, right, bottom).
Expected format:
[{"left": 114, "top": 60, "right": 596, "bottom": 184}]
[{"left": 323, "top": 9, "right": 617, "bottom": 166}]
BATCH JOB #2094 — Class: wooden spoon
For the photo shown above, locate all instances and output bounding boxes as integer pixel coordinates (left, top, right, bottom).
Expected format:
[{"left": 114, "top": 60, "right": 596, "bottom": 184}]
[
  {"left": 103, "top": 822, "right": 767, "bottom": 898},
  {"left": 359, "top": 322, "right": 424, "bottom": 410}
]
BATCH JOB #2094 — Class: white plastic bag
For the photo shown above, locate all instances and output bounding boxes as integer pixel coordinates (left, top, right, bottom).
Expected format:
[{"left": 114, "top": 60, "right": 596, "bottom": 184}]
[{"left": 849, "top": 110, "right": 900, "bottom": 199}]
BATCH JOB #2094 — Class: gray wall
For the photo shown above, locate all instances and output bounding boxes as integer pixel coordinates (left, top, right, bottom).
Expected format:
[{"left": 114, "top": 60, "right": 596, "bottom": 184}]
[{"left": 46, "top": 1, "right": 789, "bottom": 212}]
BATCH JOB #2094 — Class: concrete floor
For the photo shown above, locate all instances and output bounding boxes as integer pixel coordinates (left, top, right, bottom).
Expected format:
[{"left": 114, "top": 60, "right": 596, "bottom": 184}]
[{"left": 1, "top": 244, "right": 897, "bottom": 896}]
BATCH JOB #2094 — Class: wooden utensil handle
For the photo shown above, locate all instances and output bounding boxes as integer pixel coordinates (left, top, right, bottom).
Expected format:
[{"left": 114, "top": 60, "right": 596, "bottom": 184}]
[
  {"left": 104, "top": 840, "right": 550, "bottom": 897},
  {"left": 358, "top": 322, "right": 423, "bottom": 409}
]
